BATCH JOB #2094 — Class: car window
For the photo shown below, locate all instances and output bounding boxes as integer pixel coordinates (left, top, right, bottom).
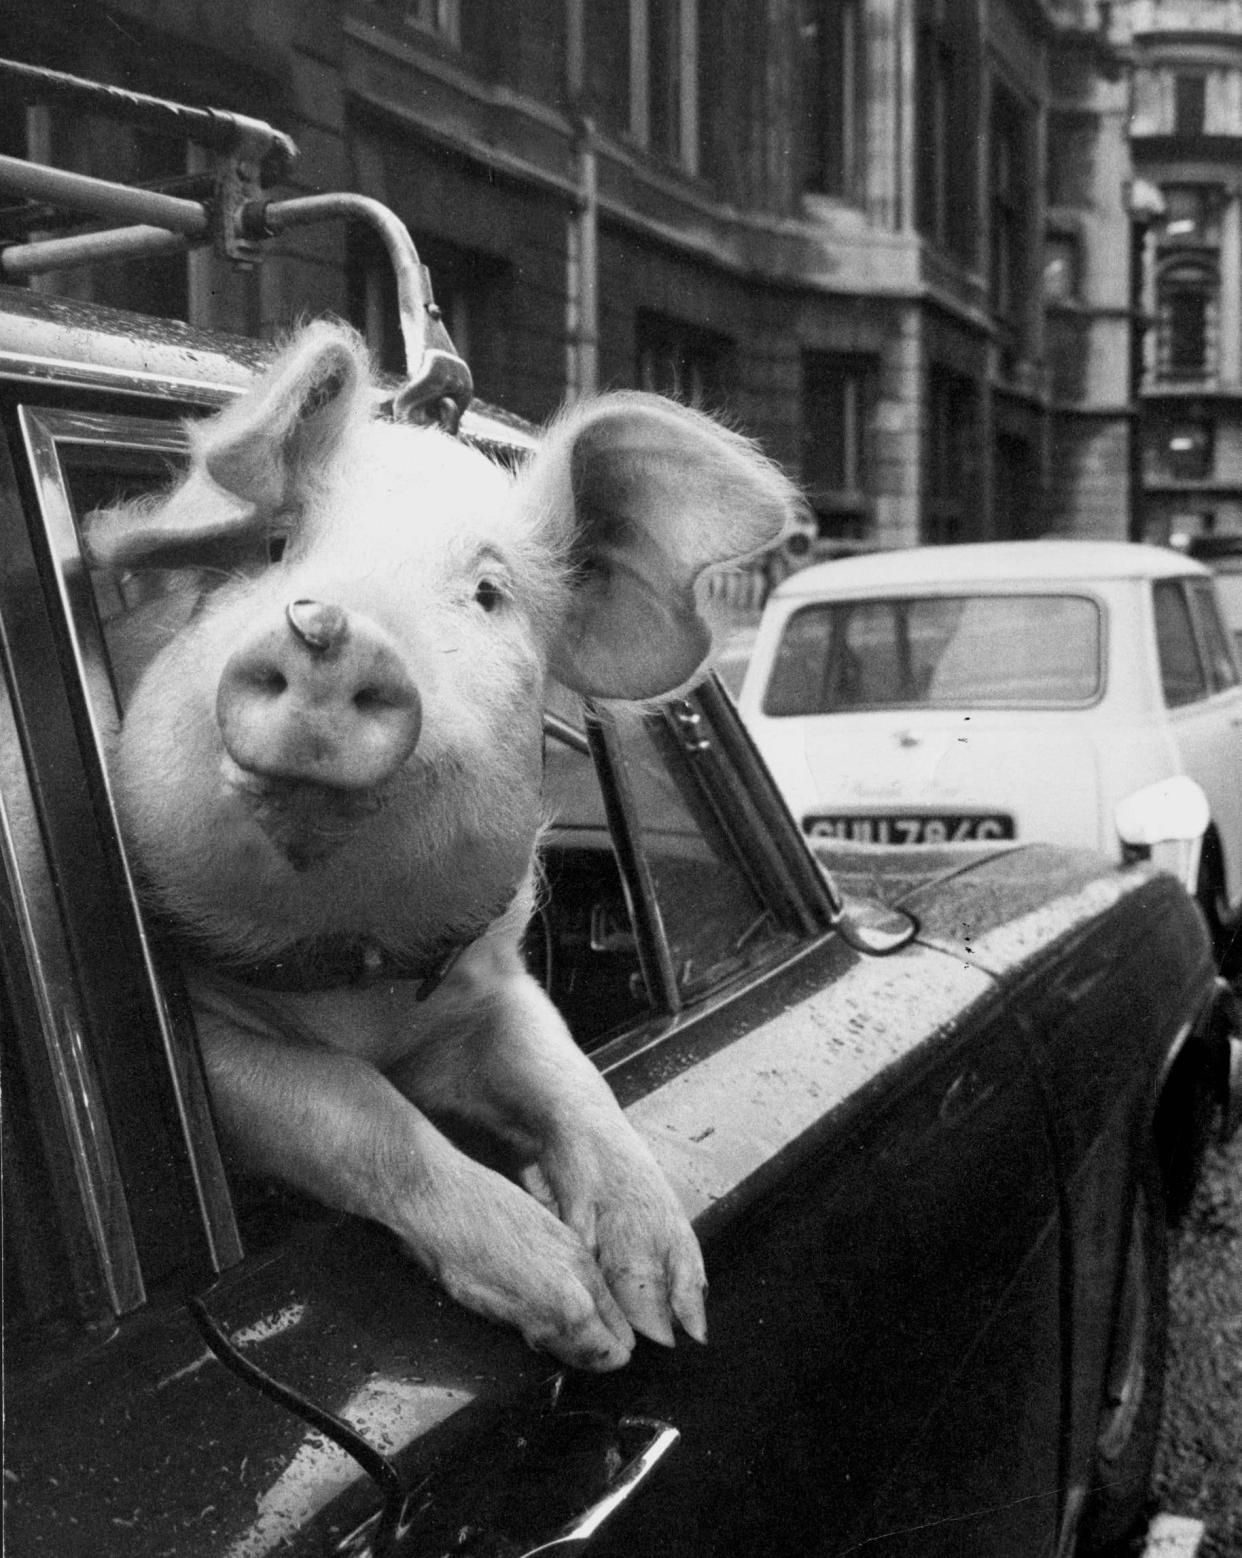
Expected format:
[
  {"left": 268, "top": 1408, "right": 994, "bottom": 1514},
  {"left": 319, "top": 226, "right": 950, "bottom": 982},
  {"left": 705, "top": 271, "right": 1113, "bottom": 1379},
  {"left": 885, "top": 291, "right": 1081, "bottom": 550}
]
[
  {"left": 24, "top": 414, "right": 810, "bottom": 1121},
  {"left": 762, "top": 593, "right": 1102, "bottom": 714},
  {"left": 1187, "top": 578, "right": 1241, "bottom": 694},
  {"left": 12, "top": 408, "right": 244, "bottom": 1281},
  {"left": 610, "top": 704, "right": 788, "bottom": 1004},
  {"left": 1153, "top": 579, "right": 1209, "bottom": 707},
  {"left": 538, "top": 690, "right": 797, "bottom": 1049}
]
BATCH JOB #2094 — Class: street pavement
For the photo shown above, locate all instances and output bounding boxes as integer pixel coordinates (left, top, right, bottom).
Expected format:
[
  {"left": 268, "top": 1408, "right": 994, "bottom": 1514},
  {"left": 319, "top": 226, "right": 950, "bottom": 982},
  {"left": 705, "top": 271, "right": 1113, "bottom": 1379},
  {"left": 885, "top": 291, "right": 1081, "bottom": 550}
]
[{"left": 1151, "top": 1121, "right": 1242, "bottom": 1556}]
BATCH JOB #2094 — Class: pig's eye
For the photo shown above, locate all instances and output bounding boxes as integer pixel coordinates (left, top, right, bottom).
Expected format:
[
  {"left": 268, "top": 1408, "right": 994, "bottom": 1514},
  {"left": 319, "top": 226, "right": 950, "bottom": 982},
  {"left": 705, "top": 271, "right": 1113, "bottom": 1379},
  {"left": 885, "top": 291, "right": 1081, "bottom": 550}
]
[
  {"left": 474, "top": 578, "right": 505, "bottom": 612},
  {"left": 267, "top": 534, "right": 289, "bottom": 564}
]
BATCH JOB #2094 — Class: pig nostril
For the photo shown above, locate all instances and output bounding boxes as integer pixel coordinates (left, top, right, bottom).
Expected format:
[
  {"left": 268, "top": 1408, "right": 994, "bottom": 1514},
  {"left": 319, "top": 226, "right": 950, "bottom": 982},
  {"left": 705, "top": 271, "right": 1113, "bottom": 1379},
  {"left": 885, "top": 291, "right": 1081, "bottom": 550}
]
[
  {"left": 353, "top": 687, "right": 387, "bottom": 712},
  {"left": 250, "top": 669, "right": 288, "bottom": 697}
]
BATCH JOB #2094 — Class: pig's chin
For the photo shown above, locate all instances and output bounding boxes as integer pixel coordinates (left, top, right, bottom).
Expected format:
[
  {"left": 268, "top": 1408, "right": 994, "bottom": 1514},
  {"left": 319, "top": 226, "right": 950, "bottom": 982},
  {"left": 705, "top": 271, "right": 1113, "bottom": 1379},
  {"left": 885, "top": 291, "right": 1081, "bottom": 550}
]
[{"left": 224, "top": 766, "right": 389, "bottom": 872}]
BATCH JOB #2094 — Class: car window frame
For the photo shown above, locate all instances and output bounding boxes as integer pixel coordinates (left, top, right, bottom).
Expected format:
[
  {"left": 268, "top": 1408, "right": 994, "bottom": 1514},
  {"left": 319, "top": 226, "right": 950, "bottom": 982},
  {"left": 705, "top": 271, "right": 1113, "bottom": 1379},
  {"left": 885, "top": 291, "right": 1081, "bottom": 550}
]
[
  {"left": 7, "top": 404, "right": 244, "bottom": 1293},
  {"left": 0, "top": 569, "right": 146, "bottom": 1327},
  {"left": 3, "top": 395, "right": 841, "bottom": 1339}
]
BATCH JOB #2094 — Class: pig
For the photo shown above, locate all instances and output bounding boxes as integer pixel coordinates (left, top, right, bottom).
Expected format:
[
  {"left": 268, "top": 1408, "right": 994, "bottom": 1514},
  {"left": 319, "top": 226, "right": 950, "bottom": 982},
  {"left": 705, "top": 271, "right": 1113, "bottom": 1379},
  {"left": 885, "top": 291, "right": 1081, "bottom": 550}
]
[{"left": 89, "top": 319, "right": 798, "bottom": 1371}]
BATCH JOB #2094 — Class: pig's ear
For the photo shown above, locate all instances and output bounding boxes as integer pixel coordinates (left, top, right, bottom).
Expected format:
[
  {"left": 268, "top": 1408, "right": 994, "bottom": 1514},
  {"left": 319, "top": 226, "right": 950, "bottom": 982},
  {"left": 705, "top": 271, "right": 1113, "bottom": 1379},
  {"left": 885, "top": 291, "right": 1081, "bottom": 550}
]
[
  {"left": 525, "top": 393, "right": 798, "bottom": 699},
  {"left": 197, "top": 320, "right": 372, "bottom": 510},
  {"left": 85, "top": 322, "right": 372, "bottom": 571}
]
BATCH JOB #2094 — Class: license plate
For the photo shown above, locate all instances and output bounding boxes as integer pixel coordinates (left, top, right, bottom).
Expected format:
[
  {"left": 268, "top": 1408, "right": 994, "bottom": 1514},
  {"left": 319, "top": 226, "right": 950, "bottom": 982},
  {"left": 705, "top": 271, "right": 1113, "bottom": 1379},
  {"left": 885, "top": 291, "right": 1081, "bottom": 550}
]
[{"left": 805, "top": 814, "right": 1015, "bottom": 844}]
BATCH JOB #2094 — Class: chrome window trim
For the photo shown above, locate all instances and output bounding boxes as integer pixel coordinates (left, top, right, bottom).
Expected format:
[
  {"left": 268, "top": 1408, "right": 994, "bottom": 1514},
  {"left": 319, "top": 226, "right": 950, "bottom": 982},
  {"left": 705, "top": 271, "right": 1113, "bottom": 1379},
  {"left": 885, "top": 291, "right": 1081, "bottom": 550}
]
[
  {"left": 0, "top": 617, "right": 146, "bottom": 1319},
  {"left": 0, "top": 350, "right": 246, "bottom": 407},
  {"left": 16, "top": 405, "right": 242, "bottom": 1275}
]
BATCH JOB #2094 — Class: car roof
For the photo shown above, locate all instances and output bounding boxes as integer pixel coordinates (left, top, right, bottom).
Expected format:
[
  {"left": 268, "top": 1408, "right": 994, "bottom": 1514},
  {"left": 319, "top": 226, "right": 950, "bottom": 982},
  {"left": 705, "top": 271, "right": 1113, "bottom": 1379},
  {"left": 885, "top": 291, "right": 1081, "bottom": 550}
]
[
  {"left": 772, "top": 539, "right": 1210, "bottom": 599},
  {"left": 0, "top": 283, "right": 537, "bottom": 451}
]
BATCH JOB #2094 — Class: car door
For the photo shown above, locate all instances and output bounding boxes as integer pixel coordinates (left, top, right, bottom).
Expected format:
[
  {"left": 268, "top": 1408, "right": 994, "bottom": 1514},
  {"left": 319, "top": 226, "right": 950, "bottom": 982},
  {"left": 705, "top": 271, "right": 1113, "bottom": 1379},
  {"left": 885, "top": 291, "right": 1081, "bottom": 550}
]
[
  {"left": 544, "top": 690, "right": 1065, "bottom": 1557},
  {"left": 4, "top": 395, "right": 1065, "bottom": 1558},
  {"left": 1152, "top": 575, "right": 1242, "bottom": 913}
]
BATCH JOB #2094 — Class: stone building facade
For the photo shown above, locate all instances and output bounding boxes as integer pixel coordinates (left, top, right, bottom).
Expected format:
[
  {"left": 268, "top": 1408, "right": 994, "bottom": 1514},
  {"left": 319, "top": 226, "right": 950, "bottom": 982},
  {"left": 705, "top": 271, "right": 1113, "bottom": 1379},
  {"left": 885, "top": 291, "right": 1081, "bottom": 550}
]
[
  {"left": 1124, "top": 0, "right": 1242, "bottom": 542},
  {"left": 3, "top": 0, "right": 1143, "bottom": 548}
]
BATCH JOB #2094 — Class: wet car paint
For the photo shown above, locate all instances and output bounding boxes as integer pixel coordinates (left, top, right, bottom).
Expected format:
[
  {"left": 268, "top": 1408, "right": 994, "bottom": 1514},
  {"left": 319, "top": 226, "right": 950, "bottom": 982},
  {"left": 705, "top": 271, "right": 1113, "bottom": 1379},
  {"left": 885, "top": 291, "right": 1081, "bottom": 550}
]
[{"left": 8, "top": 848, "right": 1210, "bottom": 1556}]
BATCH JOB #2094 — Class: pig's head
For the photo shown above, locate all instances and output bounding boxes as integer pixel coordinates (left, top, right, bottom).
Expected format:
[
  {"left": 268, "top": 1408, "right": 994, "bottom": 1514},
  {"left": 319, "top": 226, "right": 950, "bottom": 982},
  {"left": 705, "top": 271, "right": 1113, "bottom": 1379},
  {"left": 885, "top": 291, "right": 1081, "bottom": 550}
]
[{"left": 90, "top": 321, "right": 797, "bottom": 971}]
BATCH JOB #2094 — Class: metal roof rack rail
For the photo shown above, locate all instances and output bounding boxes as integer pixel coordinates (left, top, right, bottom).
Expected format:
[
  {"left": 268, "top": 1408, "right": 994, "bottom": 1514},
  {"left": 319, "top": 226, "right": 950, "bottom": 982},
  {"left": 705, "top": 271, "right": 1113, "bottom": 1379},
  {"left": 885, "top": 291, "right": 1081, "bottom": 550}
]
[{"left": 0, "top": 57, "right": 472, "bottom": 431}]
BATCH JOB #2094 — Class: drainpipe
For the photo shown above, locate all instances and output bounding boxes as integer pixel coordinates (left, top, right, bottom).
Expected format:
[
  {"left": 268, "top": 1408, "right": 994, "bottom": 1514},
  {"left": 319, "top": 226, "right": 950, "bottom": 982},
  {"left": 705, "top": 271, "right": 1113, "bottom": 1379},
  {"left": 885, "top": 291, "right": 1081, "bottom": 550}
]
[
  {"left": 1126, "top": 178, "right": 1165, "bottom": 542},
  {"left": 565, "top": 0, "right": 599, "bottom": 401}
]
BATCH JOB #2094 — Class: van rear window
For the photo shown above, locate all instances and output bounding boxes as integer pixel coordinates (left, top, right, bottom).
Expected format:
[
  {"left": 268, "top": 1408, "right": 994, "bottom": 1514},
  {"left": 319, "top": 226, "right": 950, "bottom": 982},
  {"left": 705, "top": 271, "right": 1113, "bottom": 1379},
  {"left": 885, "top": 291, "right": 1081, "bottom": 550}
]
[{"left": 762, "top": 593, "right": 1103, "bottom": 714}]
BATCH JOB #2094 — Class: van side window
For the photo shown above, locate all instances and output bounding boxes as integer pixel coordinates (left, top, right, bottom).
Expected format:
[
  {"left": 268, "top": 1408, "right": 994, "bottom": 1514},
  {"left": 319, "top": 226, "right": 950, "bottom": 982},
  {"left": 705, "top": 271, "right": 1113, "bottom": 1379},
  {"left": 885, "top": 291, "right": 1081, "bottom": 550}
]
[
  {"left": 1188, "top": 579, "right": 1241, "bottom": 694},
  {"left": 1153, "top": 579, "right": 1208, "bottom": 707}
]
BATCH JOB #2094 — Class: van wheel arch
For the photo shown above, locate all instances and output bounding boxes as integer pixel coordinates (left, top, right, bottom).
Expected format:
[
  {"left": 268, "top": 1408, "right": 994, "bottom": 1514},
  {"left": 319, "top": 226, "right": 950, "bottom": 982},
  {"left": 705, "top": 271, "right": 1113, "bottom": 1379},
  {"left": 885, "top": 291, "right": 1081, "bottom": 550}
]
[{"left": 1195, "top": 826, "right": 1237, "bottom": 968}]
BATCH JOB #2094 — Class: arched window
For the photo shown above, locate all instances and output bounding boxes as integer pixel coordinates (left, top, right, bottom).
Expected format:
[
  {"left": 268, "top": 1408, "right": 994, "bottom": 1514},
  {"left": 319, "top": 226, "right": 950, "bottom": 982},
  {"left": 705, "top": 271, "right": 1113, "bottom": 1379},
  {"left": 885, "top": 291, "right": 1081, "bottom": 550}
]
[{"left": 1156, "top": 260, "right": 1218, "bottom": 381}]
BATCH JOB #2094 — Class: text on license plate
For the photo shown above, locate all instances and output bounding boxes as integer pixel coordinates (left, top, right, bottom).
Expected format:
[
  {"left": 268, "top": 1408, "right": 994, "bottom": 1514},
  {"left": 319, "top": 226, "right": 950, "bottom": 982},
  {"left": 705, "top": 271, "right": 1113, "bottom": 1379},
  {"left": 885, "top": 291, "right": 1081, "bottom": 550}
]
[{"left": 805, "top": 814, "right": 1015, "bottom": 844}]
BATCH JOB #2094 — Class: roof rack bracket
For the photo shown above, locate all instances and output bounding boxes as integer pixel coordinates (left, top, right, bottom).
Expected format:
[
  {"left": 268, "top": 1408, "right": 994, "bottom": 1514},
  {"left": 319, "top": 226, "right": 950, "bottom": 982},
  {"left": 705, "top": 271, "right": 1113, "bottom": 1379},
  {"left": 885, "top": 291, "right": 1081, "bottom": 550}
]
[
  {"left": 0, "top": 57, "right": 473, "bottom": 429},
  {"left": 246, "top": 193, "right": 473, "bottom": 431}
]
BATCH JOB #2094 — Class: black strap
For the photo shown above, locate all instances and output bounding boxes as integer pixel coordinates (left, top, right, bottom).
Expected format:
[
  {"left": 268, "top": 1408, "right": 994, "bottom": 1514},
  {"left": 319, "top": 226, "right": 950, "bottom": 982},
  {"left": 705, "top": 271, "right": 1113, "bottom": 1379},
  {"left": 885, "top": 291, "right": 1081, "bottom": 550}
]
[{"left": 152, "top": 923, "right": 474, "bottom": 997}]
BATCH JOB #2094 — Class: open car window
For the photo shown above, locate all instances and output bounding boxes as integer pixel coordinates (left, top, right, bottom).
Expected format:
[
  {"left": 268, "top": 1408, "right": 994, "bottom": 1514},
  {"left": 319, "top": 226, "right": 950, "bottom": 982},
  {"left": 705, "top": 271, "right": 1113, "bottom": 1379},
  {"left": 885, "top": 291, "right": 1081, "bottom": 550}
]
[
  {"left": 539, "top": 693, "right": 798, "bottom": 1051},
  {"left": 5, "top": 404, "right": 828, "bottom": 1325},
  {"left": 5, "top": 406, "right": 242, "bottom": 1313}
]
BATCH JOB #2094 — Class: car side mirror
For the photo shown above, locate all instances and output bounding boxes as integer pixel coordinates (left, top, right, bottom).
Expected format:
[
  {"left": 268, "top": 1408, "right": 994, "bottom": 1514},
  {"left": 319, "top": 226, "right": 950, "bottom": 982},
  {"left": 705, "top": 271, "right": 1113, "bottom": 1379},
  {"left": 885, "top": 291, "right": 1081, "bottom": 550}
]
[{"left": 1114, "top": 776, "right": 1209, "bottom": 892}]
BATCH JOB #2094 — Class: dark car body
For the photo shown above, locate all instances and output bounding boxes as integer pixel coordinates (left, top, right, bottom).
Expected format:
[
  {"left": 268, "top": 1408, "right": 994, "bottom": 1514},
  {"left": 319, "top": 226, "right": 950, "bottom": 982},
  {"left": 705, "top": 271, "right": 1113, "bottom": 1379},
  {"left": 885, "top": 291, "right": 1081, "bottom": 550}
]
[{"left": 0, "top": 281, "right": 1236, "bottom": 1558}]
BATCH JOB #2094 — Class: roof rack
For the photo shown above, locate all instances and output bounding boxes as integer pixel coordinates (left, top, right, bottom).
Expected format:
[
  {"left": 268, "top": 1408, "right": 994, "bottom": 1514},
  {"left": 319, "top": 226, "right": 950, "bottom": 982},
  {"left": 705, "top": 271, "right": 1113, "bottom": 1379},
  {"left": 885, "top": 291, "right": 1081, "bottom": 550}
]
[{"left": 0, "top": 58, "right": 472, "bottom": 431}]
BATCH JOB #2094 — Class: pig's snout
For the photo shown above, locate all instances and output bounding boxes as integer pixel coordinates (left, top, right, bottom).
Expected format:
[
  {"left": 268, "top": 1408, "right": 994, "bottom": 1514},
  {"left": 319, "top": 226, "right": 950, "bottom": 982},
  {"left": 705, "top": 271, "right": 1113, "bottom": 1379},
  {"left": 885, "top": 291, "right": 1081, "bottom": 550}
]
[{"left": 217, "top": 600, "right": 421, "bottom": 790}]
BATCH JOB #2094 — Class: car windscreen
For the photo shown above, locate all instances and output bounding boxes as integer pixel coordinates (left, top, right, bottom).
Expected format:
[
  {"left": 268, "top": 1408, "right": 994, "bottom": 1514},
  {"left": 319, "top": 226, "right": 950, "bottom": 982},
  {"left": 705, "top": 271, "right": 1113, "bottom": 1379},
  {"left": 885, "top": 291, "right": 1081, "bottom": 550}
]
[{"left": 762, "top": 592, "right": 1103, "bottom": 714}]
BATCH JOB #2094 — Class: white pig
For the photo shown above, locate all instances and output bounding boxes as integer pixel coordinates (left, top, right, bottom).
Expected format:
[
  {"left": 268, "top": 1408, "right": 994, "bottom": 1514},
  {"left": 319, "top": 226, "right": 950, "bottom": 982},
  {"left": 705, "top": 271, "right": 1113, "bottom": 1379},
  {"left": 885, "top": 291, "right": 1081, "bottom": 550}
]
[{"left": 90, "top": 320, "right": 798, "bottom": 1370}]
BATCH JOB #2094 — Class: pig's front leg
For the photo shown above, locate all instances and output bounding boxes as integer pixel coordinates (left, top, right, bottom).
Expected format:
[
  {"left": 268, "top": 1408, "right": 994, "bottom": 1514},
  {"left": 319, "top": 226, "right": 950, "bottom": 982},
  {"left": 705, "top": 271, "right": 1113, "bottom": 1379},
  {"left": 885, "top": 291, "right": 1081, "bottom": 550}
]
[
  {"left": 399, "top": 958, "right": 707, "bottom": 1350},
  {"left": 195, "top": 1009, "right": 636, "bottom": 1370}
]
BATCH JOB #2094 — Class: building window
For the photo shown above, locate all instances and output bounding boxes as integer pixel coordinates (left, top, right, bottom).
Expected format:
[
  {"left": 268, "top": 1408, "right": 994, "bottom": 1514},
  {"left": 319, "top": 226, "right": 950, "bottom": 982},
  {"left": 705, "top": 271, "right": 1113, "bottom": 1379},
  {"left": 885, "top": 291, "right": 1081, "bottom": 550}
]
[
  {"left": 348, "top": 228, "right": 509, "bottom": 396},
  {"left": 1154, "top": 418, "right": 1215, "bottom": 481},
  {"left": 914, "top": 0, "right": 976, "bottom": 264},
  {"left": 636, "top": 312, "right": 731, "bottom": 407},
  {"left": 587, "top": 4, "right": 632, "bottom": 133},
  {"left": 1046, "top": 119, "right": 1094, "bottom": 208},
  {"left": 990, "top": 85, "right": 1032, "bottom": 330},
  {"left": 1156, "top": 262, "right": 1218, "bottom": 380},
  {"left": 9, "top": 105, "right": 190, "bottom": 323},
  {"left": 926, "top": 366, "right": 980, "bottom": 543},
  {"left": 386, "top": 0, "right": 460, "bottom": 44},
  {"left": 1044, "top": 234, "right": 1080, "bottom": 303},
  {"left": 587, "top": 1, "right": 700, "bottom": 173},
  {"left": 994, "top": 429, "right": 1039, "bottom": 539},
  {"left": 1159, "top": 185, "right": 1220, "bottom": 247},
  {"left": 647, "top": 0, "right": 696, "bottom": 167},
  {"left": 801, "top": 352, "right": 876, "bottom": 536},
  {"left": 799, "top": 0, "right": 866, "bottom": 203},
  {"left": 1173, "top": 72, "right": 1206, "bottom": 136},
  {"left": 916, "top": 7, "right": 953, "bottom": 248}
]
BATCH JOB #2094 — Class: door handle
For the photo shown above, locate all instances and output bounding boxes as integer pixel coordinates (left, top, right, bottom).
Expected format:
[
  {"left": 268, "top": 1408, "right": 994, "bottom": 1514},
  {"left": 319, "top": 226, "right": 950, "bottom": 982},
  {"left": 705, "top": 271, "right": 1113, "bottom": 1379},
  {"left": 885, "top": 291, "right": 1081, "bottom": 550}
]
[{"left": 519, "top": 1417, "right": 680, "bottom": 1557}]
